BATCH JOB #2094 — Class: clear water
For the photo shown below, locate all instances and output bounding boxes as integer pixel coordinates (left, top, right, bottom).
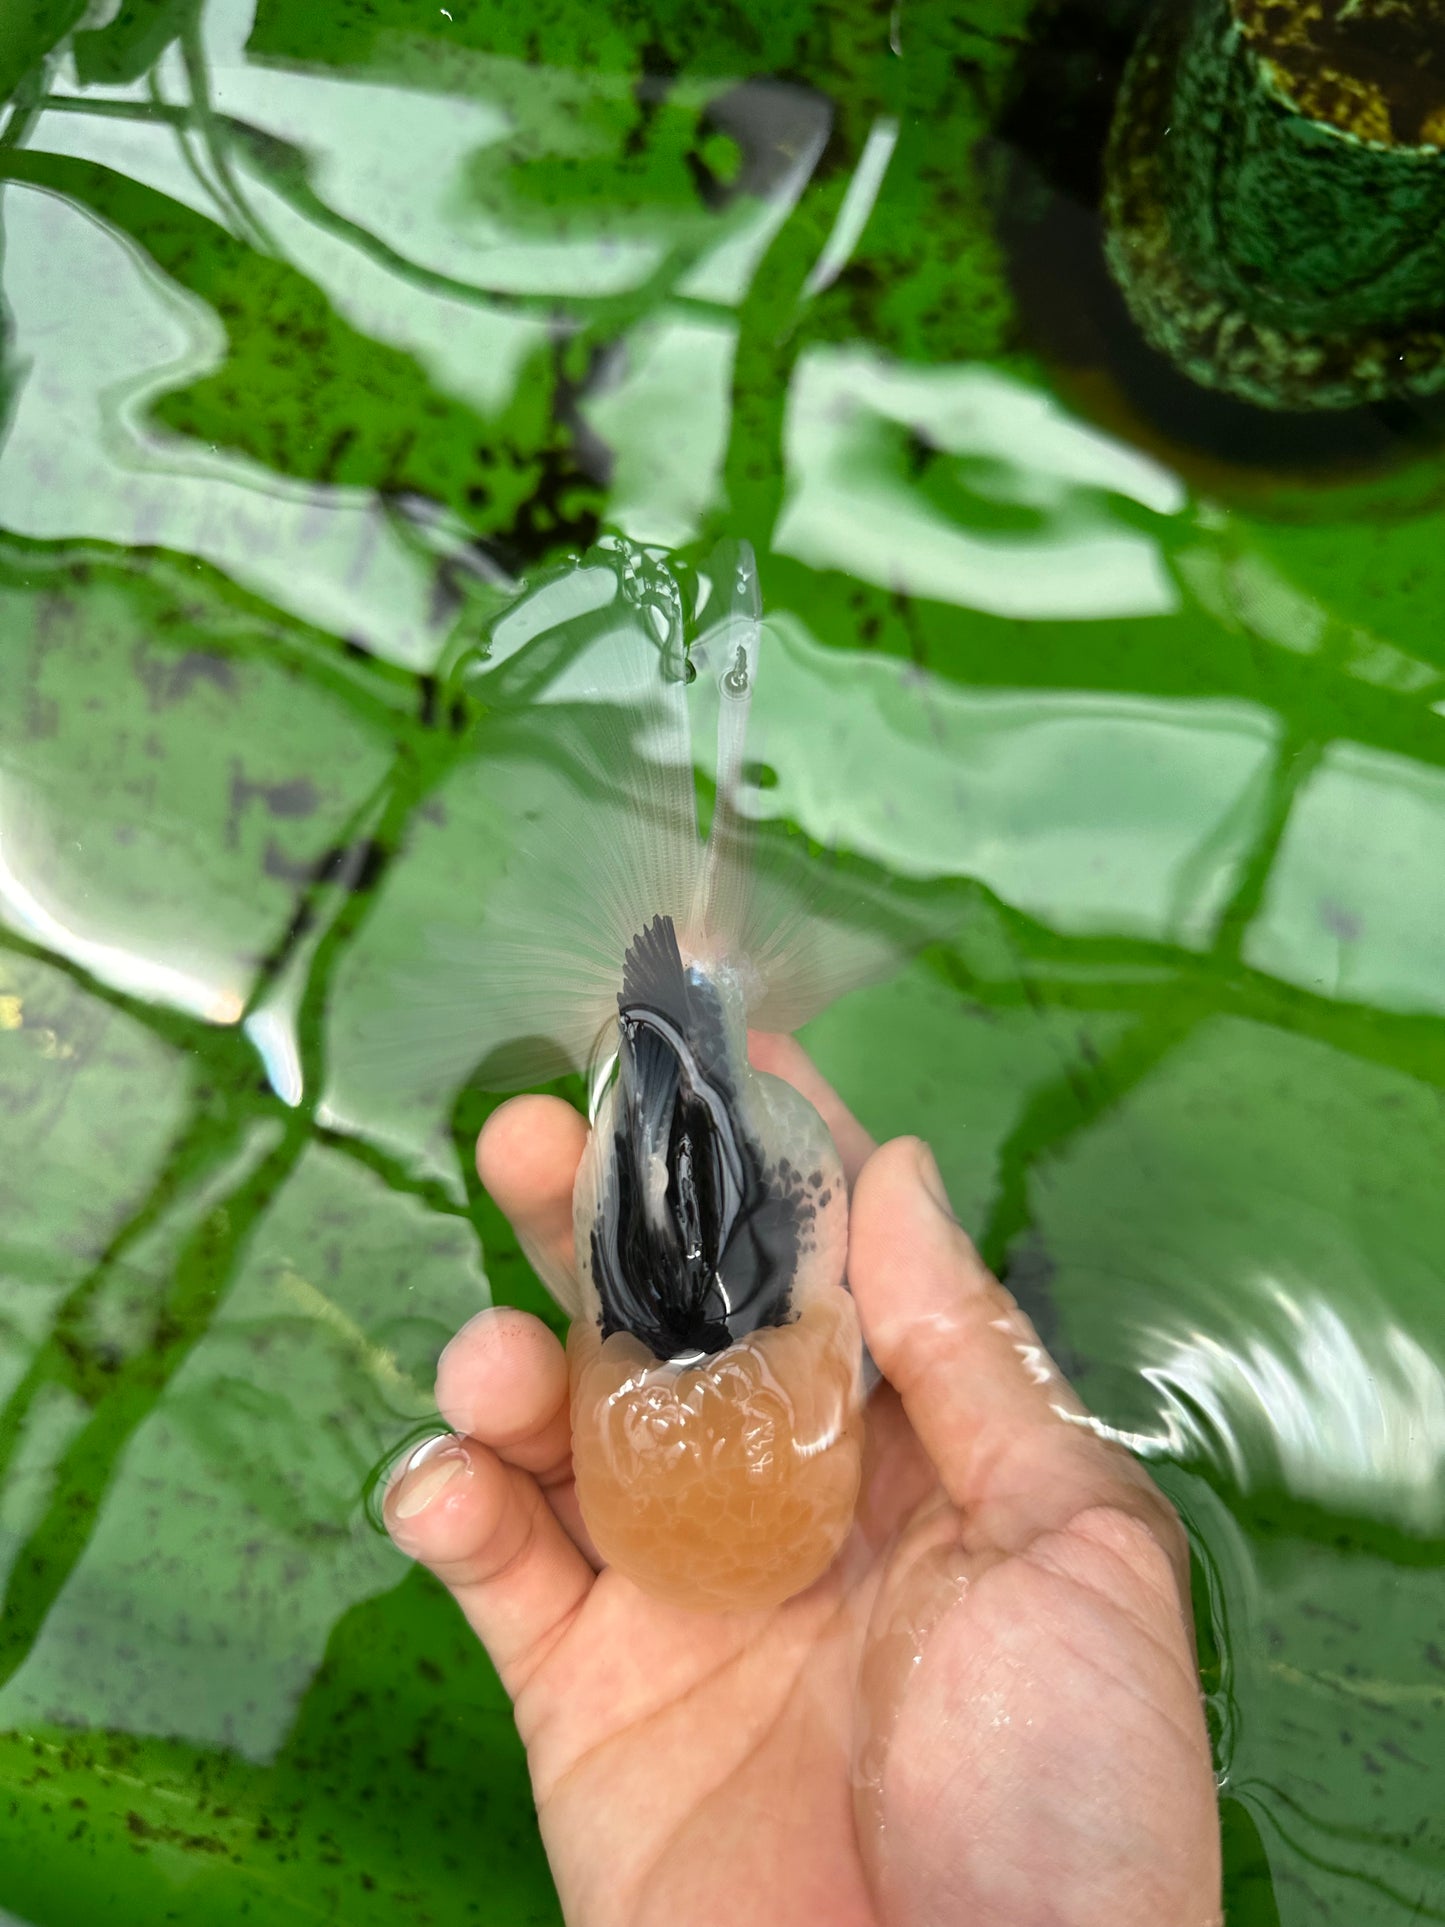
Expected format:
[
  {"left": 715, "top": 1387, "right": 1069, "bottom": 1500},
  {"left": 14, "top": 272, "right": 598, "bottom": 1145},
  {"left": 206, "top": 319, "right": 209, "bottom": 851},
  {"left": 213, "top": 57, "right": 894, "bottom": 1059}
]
[{"left": 1, "top": 0, "right": 1443, "bottom": 1920}]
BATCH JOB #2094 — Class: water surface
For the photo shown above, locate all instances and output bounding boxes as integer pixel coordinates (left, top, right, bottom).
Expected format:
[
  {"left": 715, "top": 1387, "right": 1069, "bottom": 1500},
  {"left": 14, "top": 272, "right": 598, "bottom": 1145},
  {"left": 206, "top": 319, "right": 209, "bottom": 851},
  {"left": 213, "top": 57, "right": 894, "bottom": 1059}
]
[{"left": 1, "top": 1, "right": 1443, "bottom": 1921}]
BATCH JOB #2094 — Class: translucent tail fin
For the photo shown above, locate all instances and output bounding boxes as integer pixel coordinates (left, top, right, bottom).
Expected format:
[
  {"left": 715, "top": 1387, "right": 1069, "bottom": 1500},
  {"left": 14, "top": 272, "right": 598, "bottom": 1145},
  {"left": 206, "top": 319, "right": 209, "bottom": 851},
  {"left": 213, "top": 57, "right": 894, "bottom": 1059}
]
[
  {"left": 686, "top": 537, "right": 761, "bottom": 966},
  {"left": 346, "top": 537, "right": 915, "bottom": 1103}
]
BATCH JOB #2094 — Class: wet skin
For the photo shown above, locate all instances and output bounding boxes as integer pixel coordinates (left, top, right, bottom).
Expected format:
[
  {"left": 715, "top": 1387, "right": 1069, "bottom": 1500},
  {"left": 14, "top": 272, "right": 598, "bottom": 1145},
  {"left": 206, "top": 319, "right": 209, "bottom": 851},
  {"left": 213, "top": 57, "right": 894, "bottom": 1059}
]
[{"left": 385, "top": 1036, "right": 1222, "bottom": 1927}]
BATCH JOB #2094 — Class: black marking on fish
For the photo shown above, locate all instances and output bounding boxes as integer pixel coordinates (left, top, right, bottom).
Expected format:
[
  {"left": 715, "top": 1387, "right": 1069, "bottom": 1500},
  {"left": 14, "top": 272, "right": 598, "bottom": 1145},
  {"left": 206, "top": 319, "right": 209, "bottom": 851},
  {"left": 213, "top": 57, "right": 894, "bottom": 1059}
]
[{"left": 590, "top": 915, "right": 800, "bottom": 1361}]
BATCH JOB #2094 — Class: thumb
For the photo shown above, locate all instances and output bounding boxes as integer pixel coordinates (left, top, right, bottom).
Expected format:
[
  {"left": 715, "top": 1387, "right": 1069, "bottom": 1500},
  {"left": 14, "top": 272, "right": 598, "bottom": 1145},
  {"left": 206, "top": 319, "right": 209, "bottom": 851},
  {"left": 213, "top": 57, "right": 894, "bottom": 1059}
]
[{"left": 847, "top": 1137, "right": 1170, "bottom": 1562}]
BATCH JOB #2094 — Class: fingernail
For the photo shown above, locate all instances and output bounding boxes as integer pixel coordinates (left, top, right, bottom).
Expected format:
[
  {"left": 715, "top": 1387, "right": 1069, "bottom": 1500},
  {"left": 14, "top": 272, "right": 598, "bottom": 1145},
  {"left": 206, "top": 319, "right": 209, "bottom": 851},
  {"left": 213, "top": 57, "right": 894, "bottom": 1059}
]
[
  {"left": 915, "top": 1140, "right": 953, "bottom": 1217},
  {"left": 391, "top": 1435, "right": 471, "bottom": 1522}
]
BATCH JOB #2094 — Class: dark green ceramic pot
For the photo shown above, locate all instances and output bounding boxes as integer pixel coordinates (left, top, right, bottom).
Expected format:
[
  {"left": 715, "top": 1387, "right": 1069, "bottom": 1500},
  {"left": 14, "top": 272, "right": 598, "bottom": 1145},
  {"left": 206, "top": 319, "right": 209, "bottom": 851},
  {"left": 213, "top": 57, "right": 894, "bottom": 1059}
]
[{"left": 1104, "top": 0, "right": 1445, "bottom": 409}]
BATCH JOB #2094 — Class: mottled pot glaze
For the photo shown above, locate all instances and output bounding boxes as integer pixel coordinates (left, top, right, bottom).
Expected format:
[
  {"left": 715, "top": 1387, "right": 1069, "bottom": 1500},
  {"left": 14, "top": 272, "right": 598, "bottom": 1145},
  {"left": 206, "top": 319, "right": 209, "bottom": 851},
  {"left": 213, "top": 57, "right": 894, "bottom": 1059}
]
[{"left": 1105, "top": 0, "right": 1445, "bottom": 408}]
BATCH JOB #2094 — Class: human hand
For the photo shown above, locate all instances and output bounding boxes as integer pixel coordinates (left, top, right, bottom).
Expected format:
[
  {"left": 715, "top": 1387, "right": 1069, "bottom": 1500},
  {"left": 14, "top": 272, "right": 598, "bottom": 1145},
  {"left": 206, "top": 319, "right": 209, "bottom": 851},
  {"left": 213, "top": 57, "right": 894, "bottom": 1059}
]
[{"left": 386, "top": 1038, "right": 1222, "bottom": 1927}]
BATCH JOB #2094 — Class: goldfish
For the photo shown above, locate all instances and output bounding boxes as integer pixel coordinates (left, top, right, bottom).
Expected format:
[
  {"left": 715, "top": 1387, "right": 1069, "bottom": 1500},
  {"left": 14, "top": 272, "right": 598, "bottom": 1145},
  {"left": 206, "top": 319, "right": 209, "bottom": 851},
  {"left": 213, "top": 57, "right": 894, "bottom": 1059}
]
[{"left": 385, "top": 536, "right": 900, "bottom": 1610}]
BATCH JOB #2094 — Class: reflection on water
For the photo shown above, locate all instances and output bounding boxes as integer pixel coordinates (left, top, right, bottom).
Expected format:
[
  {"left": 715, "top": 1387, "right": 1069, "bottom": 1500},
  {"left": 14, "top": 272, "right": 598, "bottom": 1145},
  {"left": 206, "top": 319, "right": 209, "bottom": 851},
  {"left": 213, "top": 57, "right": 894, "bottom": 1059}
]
[
  {"left": 1, "top": 0, "right": 1444, "bottom": 1922},
  {"left": 1149, "top": 1284, "right": 1445, "bottom": 1530},
  {"left": 776, "top": 350, "right": 1186, "bottom": 617},
  {"left": 1247, "top": 741, "right": 1445, "bottom": 1016}
]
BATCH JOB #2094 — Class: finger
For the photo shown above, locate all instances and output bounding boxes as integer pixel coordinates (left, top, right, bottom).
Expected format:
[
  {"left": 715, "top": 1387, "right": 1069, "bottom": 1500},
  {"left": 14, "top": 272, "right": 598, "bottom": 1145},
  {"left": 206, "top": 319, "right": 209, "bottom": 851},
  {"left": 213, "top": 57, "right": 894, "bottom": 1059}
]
[
  {"left": 477, "top": 1095, "right": 588, "bottom": 1316},
  {"left": 848, "top": 1137, "right": 1180, "bottom": 1574},
  {"left": 436, "top": 1306, "right": 600, "bottom": 1562},
  {"left": 437, "top": 1307, "right": 572, "bottom": 1485},
  {"left": 747, "top": 1030, "right": 877, "bottom": 1185},
  {"left": 386, "top": 1432, "right": 592, "bottom": 1700}
]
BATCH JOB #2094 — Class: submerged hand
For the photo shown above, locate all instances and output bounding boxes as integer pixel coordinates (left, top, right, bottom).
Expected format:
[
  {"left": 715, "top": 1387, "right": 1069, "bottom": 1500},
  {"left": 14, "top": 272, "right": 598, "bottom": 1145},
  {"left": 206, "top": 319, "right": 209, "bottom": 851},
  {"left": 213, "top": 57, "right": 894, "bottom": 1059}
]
[{"left": 385, "top": 1040, "right": 1222, "bottom": 1927}]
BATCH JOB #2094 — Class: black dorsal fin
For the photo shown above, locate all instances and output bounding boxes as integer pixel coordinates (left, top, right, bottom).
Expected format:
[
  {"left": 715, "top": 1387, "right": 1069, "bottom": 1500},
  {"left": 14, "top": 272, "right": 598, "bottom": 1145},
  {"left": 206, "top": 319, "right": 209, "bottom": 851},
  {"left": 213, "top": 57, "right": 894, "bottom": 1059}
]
[{"left": 620, "top": 914, "right": 690, "bottom": 1027}]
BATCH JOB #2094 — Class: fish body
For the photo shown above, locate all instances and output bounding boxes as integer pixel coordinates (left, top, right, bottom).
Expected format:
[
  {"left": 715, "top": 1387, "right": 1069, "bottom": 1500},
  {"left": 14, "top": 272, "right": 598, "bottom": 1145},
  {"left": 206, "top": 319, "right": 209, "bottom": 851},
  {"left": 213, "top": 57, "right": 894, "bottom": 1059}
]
[{"left": 572, "top": 912, "right": 861, "bottom": 1611}]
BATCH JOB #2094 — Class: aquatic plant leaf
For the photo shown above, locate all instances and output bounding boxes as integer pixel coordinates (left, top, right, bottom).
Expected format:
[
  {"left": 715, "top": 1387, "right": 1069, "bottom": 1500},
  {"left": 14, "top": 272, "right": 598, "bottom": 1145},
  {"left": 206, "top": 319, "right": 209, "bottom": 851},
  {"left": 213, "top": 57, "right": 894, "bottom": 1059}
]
[
  {"left": 0, "top": 0, "right": 87, "bottom": 104},
  {"left": 0, "top": 1140, "right": 490, "bottom": 1768},
  {"left": 0, "top": 952, "right": 193, "bottom": 1417},
  {"left": 0, "top": 550, "right": 393, "bottom": 1024},
  {"left": 0, "top": 149, "right": 600, "bottom": 563},
  {"left": 71, "top": 0, "right": 199, "bottom": 86},
  {"left": 0, "top": 1571, "right": 559, "bottom": 1925},
  {"left": 247, "top": 0, "right": 821, "bottom": 86}
]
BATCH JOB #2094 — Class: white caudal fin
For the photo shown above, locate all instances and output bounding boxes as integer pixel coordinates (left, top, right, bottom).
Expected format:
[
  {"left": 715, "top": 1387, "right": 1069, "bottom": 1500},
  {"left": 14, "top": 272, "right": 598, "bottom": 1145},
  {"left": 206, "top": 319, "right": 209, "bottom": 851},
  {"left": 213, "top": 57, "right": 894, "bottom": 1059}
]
[
  {"left": 351, "top": 536, "right": 914, "bottom": 1099},
  {"left": 683, "top": 537, "right": 761, "bottom": 966}
]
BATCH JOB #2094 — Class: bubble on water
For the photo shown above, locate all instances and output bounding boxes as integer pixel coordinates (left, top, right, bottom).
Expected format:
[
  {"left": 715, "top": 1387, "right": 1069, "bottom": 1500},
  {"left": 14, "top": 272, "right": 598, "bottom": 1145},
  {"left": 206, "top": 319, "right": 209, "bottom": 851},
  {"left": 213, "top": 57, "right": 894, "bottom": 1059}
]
[{"left": 722, "top": 643, "right": 750, "bottom": 697}]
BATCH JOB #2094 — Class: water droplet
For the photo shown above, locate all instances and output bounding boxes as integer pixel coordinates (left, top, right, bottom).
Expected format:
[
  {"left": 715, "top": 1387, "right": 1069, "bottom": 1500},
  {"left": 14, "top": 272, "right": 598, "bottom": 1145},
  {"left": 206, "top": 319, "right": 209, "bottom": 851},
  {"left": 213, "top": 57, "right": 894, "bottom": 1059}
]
[{"left": 722, "top": 643, "right": 750, "bottom": 695}]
